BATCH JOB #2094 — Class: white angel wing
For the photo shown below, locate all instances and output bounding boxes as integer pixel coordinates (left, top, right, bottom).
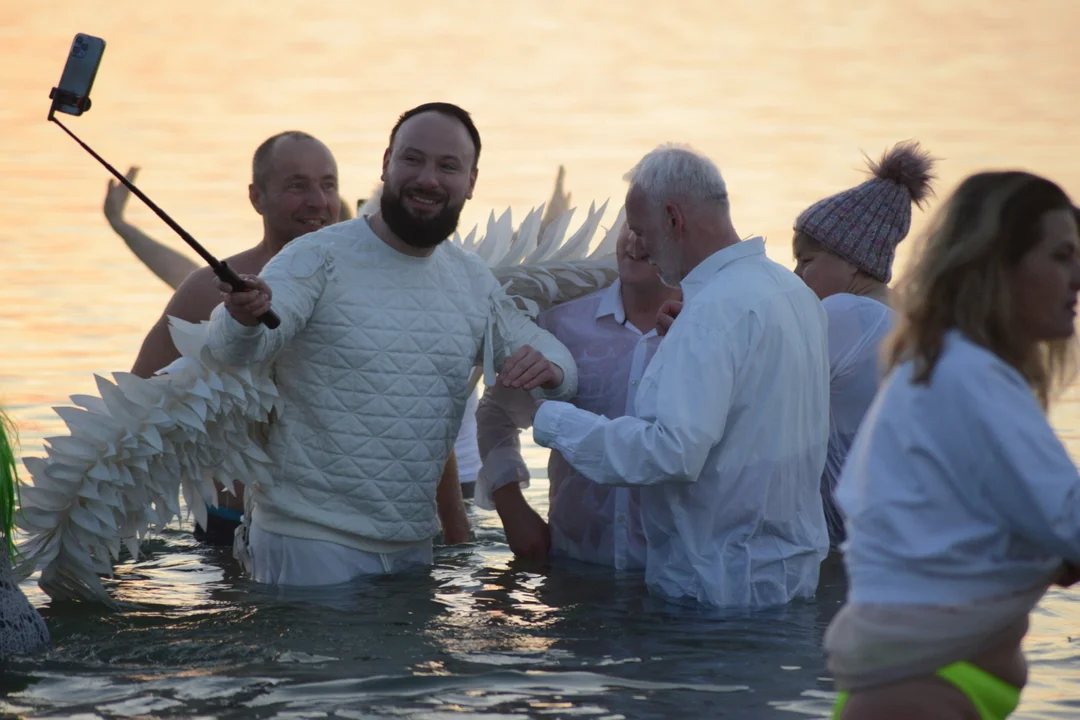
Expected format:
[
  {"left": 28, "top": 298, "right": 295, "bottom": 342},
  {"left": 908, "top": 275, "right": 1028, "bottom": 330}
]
[
  {"left": 451, "top": 198, "right": 623, "bottom": 317},
  {"left": 15, "top": 319, "right": 281, "bottom": 604}
]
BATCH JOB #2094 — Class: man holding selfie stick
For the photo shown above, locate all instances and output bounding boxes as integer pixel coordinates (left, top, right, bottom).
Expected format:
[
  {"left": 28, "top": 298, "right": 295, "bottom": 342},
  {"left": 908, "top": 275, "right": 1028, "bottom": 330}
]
[{"left": 209, "top": 102, "right": 577, "bottom": 586}]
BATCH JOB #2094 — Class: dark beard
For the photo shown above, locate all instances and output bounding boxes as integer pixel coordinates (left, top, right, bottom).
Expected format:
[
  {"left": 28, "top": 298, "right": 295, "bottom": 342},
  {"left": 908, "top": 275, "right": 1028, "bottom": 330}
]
[{"left": 380, "top": 186, "right": 463, "bottom": 249}]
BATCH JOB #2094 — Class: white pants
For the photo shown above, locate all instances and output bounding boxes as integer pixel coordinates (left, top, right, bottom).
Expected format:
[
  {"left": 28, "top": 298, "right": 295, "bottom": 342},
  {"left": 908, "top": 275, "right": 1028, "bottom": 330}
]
[{"left": 247, "top": 520, "right": 433, "bottom": 587}]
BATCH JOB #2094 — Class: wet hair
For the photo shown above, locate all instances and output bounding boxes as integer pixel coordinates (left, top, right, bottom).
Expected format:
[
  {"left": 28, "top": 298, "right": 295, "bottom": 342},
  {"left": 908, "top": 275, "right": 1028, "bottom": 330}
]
[
  {"left": 885, "top": 170, "right": 1076, "bottom": 409},
  {"left": 251, "top": 131, "right": 320, "bottom": 189},
  {"left": 388, "top": 102, "right": 481, "bottom": 168}
]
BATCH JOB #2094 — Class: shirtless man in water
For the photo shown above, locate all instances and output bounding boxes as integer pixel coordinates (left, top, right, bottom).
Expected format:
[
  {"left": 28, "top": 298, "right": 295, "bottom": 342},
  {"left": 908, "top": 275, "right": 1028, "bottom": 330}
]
[{"left": 112, "top": 130, "right": 470, "bottom": 546}]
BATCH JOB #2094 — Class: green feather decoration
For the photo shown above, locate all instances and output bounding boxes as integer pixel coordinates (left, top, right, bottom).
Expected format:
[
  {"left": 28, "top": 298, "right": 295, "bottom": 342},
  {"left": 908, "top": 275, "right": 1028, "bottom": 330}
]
[{"left": 0, "top": 408, "right": 22, "bottom": 562}]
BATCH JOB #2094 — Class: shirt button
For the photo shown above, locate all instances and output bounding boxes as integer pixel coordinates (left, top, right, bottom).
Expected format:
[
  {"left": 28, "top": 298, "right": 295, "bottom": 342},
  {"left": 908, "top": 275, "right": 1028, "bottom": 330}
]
[{"left": 616, "top": 514, "right": 626, "bottom": 524}]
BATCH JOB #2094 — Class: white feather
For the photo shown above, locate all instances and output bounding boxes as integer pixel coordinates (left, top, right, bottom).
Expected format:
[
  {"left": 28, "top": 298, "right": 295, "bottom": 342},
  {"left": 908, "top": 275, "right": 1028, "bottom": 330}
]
[{"left": 16, "top": 317, "right": 282, "bottom": 603}]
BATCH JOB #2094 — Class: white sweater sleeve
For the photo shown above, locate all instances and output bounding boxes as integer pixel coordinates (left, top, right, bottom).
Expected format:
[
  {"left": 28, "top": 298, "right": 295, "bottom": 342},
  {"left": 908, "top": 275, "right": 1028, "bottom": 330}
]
[
  {"left": 483, "top": 284, "right": 578, "bottom": 402},
  {"left": 207, "top": 237, "right": 330, "bottom": 366}
]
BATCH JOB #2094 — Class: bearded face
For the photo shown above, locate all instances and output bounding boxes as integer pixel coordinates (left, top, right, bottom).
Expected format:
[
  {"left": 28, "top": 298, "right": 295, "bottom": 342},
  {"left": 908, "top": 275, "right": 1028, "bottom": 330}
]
[
  {"left": 380, "top": 111, "right": 478, "bottom": 250},
  {"left": 379, "top": 181, "right": 465, "bottom": 250}
]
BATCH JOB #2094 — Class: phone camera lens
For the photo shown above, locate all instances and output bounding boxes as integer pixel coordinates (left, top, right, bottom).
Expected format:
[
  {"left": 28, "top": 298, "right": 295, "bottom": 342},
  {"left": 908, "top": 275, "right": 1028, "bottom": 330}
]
[{"left": 71, "top": 36, "right": 88, "bottom": 58}]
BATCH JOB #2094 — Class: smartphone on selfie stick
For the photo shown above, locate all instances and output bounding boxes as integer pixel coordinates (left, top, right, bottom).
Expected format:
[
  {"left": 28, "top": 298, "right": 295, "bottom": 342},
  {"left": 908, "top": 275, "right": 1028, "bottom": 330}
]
[{"left": 47, "top": 33, "right": 280, "bottom": 329}]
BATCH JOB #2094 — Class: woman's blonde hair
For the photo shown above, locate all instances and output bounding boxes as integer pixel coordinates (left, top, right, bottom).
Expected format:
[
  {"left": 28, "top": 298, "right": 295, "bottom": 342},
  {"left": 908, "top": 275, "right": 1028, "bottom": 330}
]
[{"left": 885, "top": 170, "right": 1078, "bottom": 410}]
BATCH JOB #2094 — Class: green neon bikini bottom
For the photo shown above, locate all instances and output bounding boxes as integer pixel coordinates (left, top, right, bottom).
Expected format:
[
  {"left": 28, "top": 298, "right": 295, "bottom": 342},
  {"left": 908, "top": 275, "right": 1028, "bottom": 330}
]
[{"left": 831, "top": 661, "right": 1021, "bottom": 720}]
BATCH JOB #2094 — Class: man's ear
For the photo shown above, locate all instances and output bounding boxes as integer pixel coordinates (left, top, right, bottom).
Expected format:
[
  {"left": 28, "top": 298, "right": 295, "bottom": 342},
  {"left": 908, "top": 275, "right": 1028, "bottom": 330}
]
[
  {"left": 249, "top": 183, "right": 264, "bottom": 216},
  {"left": 665, "top": 202, "right": 685, "bottom": 235},
  {"left": 466, "top": 167, "right": 478, "bottom": 200},
  {"left": 380, "top": 147, "right": 391, "bottom": 182}
]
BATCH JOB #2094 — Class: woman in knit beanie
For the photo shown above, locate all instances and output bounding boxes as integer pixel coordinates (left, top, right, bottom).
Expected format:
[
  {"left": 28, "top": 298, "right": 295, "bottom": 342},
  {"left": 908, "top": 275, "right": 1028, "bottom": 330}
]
[
  {"left": 0, "top": 408, "right": 50, "bottom": 663},
  {"left": 792, "top": 140, "right": 936, "bottom": 550}
]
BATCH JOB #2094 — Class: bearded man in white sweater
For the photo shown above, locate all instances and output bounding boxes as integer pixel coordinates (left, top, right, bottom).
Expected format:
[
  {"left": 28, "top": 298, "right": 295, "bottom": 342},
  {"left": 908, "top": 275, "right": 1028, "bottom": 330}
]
[{"left": 207, "top": 102, "right": 578, "bottom": 586}]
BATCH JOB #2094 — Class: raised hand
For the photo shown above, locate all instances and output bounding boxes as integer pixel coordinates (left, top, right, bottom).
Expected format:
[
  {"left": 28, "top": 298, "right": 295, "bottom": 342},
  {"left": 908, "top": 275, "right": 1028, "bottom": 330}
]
[{"left": 104, "top": 165, "right": 139, "bottom": 227}]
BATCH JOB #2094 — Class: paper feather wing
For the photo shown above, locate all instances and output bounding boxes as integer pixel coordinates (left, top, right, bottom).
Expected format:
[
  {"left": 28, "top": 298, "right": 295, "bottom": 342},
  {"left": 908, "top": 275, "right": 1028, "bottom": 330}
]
[
  {"left": 15, "top": 319, "right": 281, "bottom": 603},
  {"left": 454, "top": 200, "right": 622, "bottom": 317}
]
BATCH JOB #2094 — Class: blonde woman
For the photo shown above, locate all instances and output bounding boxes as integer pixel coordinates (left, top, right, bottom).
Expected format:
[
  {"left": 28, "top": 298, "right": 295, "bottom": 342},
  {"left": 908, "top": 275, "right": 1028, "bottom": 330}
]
[{"left": 826, "top": 172, "right": 1080, "bottom": 719}]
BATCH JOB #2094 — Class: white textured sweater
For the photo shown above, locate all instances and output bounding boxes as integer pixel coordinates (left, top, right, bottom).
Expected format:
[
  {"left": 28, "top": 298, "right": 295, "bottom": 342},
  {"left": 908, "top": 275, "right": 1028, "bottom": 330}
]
[{"left": 207, "top": 218, "right": 577, "bottom": 553}]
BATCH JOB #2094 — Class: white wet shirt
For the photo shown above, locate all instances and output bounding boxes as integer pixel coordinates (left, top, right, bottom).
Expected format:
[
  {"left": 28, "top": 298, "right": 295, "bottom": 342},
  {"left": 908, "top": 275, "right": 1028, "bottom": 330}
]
[
  {"left": 838, "top": 330, "right": 1080, "bottom": 606},
  {"left": 474, "top": 280, "right": 661, "bottom": 571},
  {"left": 454, "top": 389, "right": 482, "bottom": 485},
  {"left": 820, "top": 293, "right": 894, "bottom": 548},
  {"left": 533, "top": 238, "right": 832, "bottom": 608}
]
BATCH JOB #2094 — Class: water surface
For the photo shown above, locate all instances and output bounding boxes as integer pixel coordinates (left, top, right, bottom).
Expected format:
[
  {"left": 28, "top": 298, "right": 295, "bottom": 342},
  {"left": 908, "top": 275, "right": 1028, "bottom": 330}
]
[{"left": 2, "top": 2, "right": 1079, "bottom": 716}]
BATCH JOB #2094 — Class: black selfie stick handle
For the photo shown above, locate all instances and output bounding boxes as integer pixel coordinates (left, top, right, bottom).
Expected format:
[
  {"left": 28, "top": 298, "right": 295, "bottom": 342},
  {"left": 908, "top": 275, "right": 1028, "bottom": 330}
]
[{"left": 47, "top": 88, "right": 280, "bottom": 329}]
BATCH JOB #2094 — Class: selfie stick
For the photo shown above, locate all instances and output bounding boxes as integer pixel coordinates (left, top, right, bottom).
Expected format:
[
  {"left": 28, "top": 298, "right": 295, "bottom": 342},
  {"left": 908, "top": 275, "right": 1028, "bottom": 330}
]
[{"left": 46, "top": 87, "right": 281, "bottom": 329}]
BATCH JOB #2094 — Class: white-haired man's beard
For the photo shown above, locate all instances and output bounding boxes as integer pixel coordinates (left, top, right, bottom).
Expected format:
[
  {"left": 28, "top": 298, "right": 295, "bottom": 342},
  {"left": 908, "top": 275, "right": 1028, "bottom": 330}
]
[{"left": 652, "top": 238, "right": 682, "bottom": 288}]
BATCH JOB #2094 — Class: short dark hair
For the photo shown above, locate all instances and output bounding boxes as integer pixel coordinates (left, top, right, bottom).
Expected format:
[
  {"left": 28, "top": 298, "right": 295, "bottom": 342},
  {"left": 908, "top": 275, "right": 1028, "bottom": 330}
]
[
  {"left": 388, "top": 102, "right": 481, "bottom": 168},
  {"left": 252, "top": 130, "right": 319, "bottom": 189}
]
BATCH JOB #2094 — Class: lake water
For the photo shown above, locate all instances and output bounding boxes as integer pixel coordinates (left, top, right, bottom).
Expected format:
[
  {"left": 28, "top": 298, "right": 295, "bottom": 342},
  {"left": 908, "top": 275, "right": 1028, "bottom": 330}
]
[{"left": 2, "top": 2, "right": 1080, "bottom": 717}]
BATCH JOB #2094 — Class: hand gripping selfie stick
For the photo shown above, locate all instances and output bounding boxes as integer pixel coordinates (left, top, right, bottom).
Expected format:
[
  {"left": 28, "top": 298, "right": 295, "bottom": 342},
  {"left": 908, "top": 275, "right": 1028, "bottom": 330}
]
[{"left": 46, "top": 88, "right": 281, "bottom": 329}]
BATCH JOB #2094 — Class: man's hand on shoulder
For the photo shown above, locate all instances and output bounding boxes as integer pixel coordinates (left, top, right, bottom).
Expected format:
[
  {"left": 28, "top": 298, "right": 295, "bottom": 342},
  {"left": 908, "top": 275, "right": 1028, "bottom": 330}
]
[{"left": 500, "top": 345, "right": 564, "bottom": 391}]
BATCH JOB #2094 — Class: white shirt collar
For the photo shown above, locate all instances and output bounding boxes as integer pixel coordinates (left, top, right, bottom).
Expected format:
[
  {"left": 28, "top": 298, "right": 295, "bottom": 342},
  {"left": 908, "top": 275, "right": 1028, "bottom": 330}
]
[
  {"left": 595, "top": 278, "right": 660, "bottom": 338},
  {"left": 594, "top": 279, "right": 626, "bottom": 324},
  {"left": 680, "top": 237, "right": 766, "bottom": 303}
]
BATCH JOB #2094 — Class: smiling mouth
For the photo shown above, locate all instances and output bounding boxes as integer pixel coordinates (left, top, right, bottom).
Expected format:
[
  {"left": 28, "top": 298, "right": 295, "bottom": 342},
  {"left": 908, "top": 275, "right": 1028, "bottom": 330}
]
[
  {"left": 406, "top": 191, "right": 444, "bottom": 208},
  {"left": 300, "top": 217, "right": 327, "bottom": 228}
]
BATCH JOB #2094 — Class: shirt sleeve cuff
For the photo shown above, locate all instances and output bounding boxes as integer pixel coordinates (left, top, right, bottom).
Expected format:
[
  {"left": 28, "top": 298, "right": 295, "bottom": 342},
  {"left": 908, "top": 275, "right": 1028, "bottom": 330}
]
[
  {"left": 207, "top": 305, "right": 267, "bottom": 363},
  {"left": 226, "top": 316, "right": 267, "bottom": 339},
  {"left": 474, "top": 447, "right": 531, "bottom": 512},
  {"left": 208, "top": 304, "right": 265, "bottom": 340},
  {"left": 533, "top": 400, "right": 572, "bottom": 449}
]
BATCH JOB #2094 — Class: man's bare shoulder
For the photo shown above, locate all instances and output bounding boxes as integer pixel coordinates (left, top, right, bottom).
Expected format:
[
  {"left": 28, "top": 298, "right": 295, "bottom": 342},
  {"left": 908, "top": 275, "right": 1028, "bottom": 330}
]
[
  {"left": 159, "top": 266, "right": 220, "bottom": 323},
  {"left": 222, "top": 246, "right": 273, "bottom": 276},
  {"left": 161, "top": 245, "right": 271, "bottom": 323}
]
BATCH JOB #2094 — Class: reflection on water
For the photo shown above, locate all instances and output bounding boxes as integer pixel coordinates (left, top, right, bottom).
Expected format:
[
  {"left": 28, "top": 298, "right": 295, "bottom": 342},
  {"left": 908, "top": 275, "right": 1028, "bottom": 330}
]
[
  {"left": 3, "top": 1, "right": 1080, "bottom": 717},
  {"left": 4, "top": 504, "right": 843, "bottom": 719}
]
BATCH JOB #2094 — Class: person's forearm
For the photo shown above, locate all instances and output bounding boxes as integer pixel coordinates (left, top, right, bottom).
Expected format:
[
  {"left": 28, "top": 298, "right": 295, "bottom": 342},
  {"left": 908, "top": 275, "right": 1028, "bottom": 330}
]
[
  {"left": 109, "top": 219, "right": 198, "bottom": 290},
  {"left": 436, "top": 452, "right": 470, "bottom": 544},
  {"left": 474, "top": 383, "right": 538, "bottom": 509},
  {"left": 493, "top": 481, "right": 532, "bottom": 523}
]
